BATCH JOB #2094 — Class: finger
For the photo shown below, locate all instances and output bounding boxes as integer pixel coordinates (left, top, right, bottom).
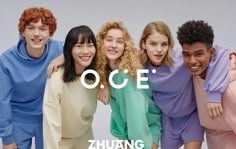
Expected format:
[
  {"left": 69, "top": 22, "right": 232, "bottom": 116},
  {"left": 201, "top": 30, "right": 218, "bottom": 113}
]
[
  {"left": 97, "top": 94, "right": 102, "bottom": 101},
  {"left": 103, "top": 96, "right": 107, "bottom": 105},
  {"left": 104, "top": 96, "right": 109, "bottom": 105},
  {"left": 208, "top": 108, "right": 213, "bottom": 119},
  {"left": 47, "top": 67, "right": 53, "bottom": 78},
  {"left": 54, "top": 66, "right": 58, "bottom": 72},
  {"left": 219, "top": 105, "right": 223, "bottom": 114},
  {"left": 215, "top": 107, "right": 221, "bottom": 117},
  {"left": 211, "top": 109, "right": 218, "bottom": 119}
]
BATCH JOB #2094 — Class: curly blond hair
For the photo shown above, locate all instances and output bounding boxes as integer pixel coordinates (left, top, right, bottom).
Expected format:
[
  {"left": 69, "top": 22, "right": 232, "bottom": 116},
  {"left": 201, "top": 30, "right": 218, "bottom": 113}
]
[
  {"left": 96, "top": 20, "right": 142, "bottom": 86},
  {"left": 139, "top": 21, "right": 174, "bottom": 66}
]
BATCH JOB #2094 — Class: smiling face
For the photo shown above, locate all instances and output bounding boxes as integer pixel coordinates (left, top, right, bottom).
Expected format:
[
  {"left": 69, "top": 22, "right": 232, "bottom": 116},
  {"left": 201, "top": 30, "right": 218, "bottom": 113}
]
[
  {"left": 103, "top": 28, "right": 125, "bottom": 63},
  {"left": 22, "top": 19, "right": 51, "bottom": 57},
  {"left": 182, "top": 42, "right": 215, "bottom": 78},
  {"left": 72, "top": 36, "right": 96, "bottom": 71},
  {"left": 142, "top": 31, "right": 169, "bottom": 66}
]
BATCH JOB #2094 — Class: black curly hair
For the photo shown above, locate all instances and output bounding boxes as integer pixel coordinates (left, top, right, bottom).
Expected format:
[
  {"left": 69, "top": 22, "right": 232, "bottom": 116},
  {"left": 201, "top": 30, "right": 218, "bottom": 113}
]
[{"left": 177, "top": 20, "right": 214, "bottom": 49}]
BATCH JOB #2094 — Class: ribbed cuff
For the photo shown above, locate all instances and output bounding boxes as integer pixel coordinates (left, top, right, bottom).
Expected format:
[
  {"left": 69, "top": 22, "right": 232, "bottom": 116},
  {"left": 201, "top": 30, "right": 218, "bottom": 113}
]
[
  {"left": 207, "top": 91, "right": 222, "bottom": 103},
  {"left": 2, "top": 134, "right": 14, "bottom": 145}
]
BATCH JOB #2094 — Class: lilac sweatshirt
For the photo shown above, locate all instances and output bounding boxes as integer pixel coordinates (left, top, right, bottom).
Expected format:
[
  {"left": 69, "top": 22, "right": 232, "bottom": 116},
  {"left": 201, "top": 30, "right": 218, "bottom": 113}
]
[{"left": 146, "top": 46, "right": 229, "bottom": 117}]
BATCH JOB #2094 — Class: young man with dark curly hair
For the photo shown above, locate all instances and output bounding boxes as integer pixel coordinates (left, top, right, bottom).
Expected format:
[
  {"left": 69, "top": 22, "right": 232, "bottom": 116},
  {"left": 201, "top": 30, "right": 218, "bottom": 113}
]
[{"left": 177, "top": 20, "right": 236, "bottom": 149}]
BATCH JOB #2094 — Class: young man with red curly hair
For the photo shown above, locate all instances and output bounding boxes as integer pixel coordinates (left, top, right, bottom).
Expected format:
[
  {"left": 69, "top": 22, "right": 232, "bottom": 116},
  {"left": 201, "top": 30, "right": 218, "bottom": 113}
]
[{"left": 0, "top": 7, "right": 63, "bottom": 149}]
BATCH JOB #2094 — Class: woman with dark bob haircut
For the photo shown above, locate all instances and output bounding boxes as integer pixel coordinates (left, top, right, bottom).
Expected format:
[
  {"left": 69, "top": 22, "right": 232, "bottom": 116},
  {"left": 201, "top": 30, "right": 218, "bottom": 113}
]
[{"left": 43, "top": 25, "right": 97, "bottom": 149}]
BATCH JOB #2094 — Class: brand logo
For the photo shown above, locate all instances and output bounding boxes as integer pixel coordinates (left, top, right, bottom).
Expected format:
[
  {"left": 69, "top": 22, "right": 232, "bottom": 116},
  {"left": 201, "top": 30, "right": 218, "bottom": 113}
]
[
  {"left": 88, "top": 140, "right": 144, "bottom": 149},
  {"left": 81, "top": 69, "right": 156, "bottom": 89}
]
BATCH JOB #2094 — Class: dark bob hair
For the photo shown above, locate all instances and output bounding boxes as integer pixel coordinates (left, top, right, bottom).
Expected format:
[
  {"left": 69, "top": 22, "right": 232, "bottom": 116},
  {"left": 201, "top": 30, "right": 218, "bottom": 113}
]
[{"left": 63, "top": 25, "right": 97, "bottom": 82}]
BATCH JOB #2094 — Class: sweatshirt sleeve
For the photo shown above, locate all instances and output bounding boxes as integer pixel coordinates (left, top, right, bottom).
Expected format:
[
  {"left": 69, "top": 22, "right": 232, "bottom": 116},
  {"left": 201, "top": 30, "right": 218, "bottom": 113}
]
[
  {"left": 43, "top": 76, "right": 62, "bottom": 149},
  {"left": 204, "top": 45, "right": 230, "bottom": 102},
  {"left": 0, "top": 58, "right": 14, "bottom": 144},
  {"left": 124, "top": 91, "right": 153, "bottom": 149}
]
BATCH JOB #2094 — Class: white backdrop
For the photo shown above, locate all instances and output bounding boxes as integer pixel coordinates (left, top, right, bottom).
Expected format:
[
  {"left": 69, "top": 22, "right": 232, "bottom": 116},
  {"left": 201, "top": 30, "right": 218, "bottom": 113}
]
[{"left": 1, "top": 0, "right": 236, "bottom": 148}]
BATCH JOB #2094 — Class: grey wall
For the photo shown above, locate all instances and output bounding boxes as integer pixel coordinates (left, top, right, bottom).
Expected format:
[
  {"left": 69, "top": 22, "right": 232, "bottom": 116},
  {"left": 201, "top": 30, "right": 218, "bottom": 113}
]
[{"left": 1, "top": 0, "right": 236, "bottom": 148}]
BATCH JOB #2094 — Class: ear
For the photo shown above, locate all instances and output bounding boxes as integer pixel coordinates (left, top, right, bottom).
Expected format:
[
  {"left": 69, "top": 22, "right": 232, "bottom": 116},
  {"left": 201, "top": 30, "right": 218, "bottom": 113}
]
[
  {"left": 209, "top": 47, "right": 215, "bottom": 57},
  {"left": 141, "top": 40, "right": 146, "bottom": 50}
]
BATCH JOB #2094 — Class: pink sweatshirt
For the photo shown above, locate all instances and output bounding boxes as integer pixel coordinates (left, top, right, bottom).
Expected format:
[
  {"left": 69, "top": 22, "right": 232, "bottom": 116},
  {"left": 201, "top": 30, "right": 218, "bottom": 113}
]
[{"left": 193, "top": 63, "right": 236, "bottom": 149}]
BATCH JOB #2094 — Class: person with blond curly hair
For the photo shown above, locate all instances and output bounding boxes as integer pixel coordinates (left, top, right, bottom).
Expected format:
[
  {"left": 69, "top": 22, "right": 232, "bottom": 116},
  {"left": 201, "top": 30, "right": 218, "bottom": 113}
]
[
  {"left": 96, "top": 20, "right": 162, "bottom": 149},
  {"left": 0, "top": 7, "right": 63, "bottom": 149}
]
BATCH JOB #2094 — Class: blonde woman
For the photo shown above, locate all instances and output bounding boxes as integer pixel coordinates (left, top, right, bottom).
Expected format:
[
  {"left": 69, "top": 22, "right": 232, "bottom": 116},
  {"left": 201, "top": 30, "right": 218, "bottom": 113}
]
[{"left": 96, "top": 20, "right": 161, "bottom": 149}]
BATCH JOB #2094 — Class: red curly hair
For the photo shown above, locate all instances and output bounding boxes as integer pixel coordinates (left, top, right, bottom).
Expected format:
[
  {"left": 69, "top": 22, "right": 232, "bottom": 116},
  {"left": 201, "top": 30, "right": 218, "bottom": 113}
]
[{"left": 18, "top": 7, "right": 57, "bottom": 36}]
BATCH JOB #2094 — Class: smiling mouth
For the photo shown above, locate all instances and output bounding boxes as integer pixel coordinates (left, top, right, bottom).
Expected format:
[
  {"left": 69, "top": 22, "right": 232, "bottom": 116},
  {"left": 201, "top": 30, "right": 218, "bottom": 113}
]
[
  {"left": 108, "top": 50, "right": 117, "bottom": 55},
  {"left": 189, "top": 65, "right": 200, "bottom": 71},
  {"left": 32, "top": 39, "right": 42, "bottom": 43},
  {"left": 80, "top": 56, "right": 91, "bottom": 61}
]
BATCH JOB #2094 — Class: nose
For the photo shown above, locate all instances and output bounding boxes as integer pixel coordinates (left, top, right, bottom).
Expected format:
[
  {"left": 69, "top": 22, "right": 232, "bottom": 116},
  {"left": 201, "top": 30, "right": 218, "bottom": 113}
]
[
  {"left": 111, "top": 41, "right": 117, "bottom": 48},
  {"left": 34, "top": 28, "right": 40, "bottom": 36},
  {"left": 156, "top": 46, "right": 162, "bottom": 52},
  {"left": 82, "top": 46, "right": 89, "bottom": 54},
  {"left": 189, "top": 56, "right": 197, "bottom": 64}
]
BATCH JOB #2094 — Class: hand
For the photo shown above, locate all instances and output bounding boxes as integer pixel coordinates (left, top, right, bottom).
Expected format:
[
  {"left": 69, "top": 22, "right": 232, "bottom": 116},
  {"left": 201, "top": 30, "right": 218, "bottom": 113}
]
[
  {"left": 3, "top": 142, "right": 17, "bottom": 149},
  {"left": 97, "top": 85, "right": 110, "bottom": 105},
  {"left": 152, "top": 143, "right": 158, "bottom": 149},
  {"left": 47, "top": 54, "right": 64, "bottom": 78},
  {"left": 207, "top": 102, "right": 223, "bottom": 119}
]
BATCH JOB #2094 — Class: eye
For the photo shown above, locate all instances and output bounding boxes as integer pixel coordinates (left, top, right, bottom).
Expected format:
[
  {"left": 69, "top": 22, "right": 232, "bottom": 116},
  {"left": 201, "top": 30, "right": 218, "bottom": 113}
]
[
  {"left": 40, "top": 27, "right": 48, "bottom": 31},
  {"left": 182, "top": 53, "right": 190, "bottom": 58},
  {"left": 117, "top": 39, "right": 124, "bottom": 44},
  {"left": 75, "top": 44, "right": 82, "bottom": 48},
  {"left": 195, "top": 52, "right": 203, "bottom": 57},
  {"left": 27, "top": 26, "right": 34, "bottom": 30},
  {"left": 161, "top": 42, "right": 168, "bottom": 47},
  {"left": 88, "top": 43, "right": 94, "bottom": 47},
  {"left": 150, "top": 42, "right": 157, "bottom": 46},
  {"left": 105, "top": 37, "right": 112, "bottom": 42}
]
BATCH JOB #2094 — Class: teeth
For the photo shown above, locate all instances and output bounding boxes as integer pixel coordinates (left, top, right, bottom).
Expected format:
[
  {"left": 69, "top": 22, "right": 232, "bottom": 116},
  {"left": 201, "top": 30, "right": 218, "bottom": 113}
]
[
  {"left": 190, "top": 65, "right": 200, "bottom": 70},
  {"left": 32, "top": 39, "right": 41, "bottom": 42}
]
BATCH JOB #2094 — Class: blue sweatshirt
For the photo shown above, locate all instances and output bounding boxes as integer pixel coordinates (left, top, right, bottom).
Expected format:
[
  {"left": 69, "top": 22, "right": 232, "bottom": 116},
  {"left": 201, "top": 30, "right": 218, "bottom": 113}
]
[
  {"left": 0, "top": 37, "right": 63, "bottom": 144},
  {"left": 146, "top": 46, "right": 229, "bottom": 117}
]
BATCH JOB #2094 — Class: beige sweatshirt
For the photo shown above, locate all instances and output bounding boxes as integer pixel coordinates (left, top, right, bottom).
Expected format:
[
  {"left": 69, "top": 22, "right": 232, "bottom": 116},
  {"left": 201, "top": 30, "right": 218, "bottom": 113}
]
[{"left": 43, "top": 69, "right": 97, "bottom": 149}]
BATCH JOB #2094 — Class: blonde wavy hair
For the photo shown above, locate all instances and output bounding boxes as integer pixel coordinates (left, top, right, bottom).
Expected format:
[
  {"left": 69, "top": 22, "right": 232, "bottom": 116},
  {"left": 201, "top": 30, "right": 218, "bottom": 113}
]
[
  {"left": 96, "top": 20, "right": 142, "bottom": 86},
  {"left": 139, "top": 21, "right": 174, "bottom": 66}
]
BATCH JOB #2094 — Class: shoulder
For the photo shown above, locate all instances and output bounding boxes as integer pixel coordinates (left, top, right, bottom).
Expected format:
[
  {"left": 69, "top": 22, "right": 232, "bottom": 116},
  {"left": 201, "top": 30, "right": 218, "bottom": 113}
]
[
  {"left": 213, "top": 45, "right": 230, "bottom": 55},
  {"left": 48, "top": 68, "right": 64, "bottom": 86},
  {"left": 0, "top": 46, "right": 17, "bottom": 60},
  {"left": 48, "top": 39, "right": 64, "bottom": 48}
]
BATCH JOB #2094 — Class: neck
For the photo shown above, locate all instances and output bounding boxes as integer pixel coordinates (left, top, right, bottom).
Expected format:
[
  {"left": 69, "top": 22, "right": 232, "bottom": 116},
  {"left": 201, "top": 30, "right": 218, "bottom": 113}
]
[
  {"left": 75, "top": 63, "right": 85, "bottom": 76},
  {"left": 26, "top": 46, "right": 45, "bottom": 59},
  {"left": 108, "top": 59, "right": 120, "bottom": 70}
]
